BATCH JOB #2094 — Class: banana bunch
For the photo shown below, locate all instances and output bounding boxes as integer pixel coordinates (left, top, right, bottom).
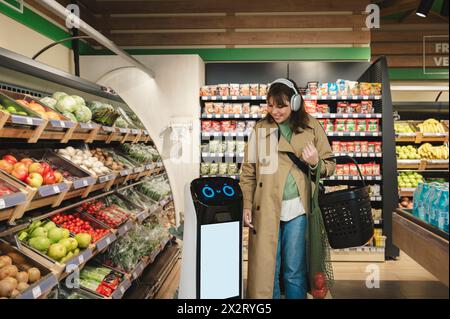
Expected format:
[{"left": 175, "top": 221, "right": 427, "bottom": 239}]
[
  {"left": 417, "top": 119, "right": 447, "bottom": 134},
  {"left": 418, "top": 143, "right": 449, "bottom": 159}
]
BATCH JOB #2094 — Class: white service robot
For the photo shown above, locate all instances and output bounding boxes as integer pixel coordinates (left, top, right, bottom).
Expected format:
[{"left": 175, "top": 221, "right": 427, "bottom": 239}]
[{"left": 179, "top": 177, "right": 243, "bottom": 299}]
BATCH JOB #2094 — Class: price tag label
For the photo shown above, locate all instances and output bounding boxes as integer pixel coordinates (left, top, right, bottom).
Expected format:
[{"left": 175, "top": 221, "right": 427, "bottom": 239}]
[
  {"left": 352, "top": 96, "right": 358, "bottom": 100},
  {"left": 337, "top": 176, "right": 343, "bottom": 180},
  {"left": 369, "top": 153, "right": 375, "bottom": 157},
  {"left": 341, "top": 96, "right": 347, "bottom": 100},
  {"left": 106, "top": 237, "right": 112, "bottom": 245},
  {"left": 206, "top": 114, "right": 212, "bottom": 118},
  {"left": 237, "top": 132, "right": 244, "bottom": 137},
  {"left": 252, "top": 114, "right": 258, "bottom": 118},
  {"left": 360, "top": 132, "right": 366, "bottom": 137},
  {"left": 223, "top": 114, "right": 229, "bottom": 118},
  {"left": 78, "top": 254, "right": 84, "bottom": 264},
  {"left": 0, "top": 199, "right": 5, "bottom": 210},
  {"left": 234, "top": 114, "right": 240, "bottom": 118},
  {"left": 330, "top": 114, "right": 336, "bottom": 118},
  {"left": 352, "top": 114, "right": 358, "bottom": 118},
  {"left": 356, "top": 153, "right": 362, "bottom": 157},
  {"left": 211, "top": 96, "right": 217, "bottom": 100},
  {"left": 214, "top": 114, "right": 221, "bottom": 118},
  {"left": 375, "top": 95, "right": 381, "bottom": 100},
  {"left": 221, "top": 96, "right": 227, "bottom": 100},
  {"left": 53, "top": 186, "right": 60, "bottom": 193},
  {"left": 120, "top": 286, "right": 125, "bottom": 294},
  {"left": 123, "top": 224, "right": 129, "bottom": 232},
  {"left": 26, "top": 117, "right": 33, "bottom": 125},
  {"left": 244, "top": 114, "right": 250, "bottom": 118},
  {"left": 213, "top": 132, "right": 219, "bottom": 137},
  {"left": 132, "top": 271, "right": 138, "bottom": 279},
  {"left": 201, "top": 96, "right": 207, "bottom": 101},
  {"left": 357, "top": 248, "right": 363, "bottom": 252},
  {"left": 59, "top": 121, "right": 66, "bottom": 127},
  {"left": 338, "top": 132, "right": 344, "bottom": 136},
  {"left": 363, "top": 96, "right": 369, "bottom": 100},
  {"left": 350, "top": 132, "right": 356, "bottom": 136},
  {"left": 251, "top": 96, "right": 256, "bottom": 100},
  {"left": 331, "top": 96, "right": 337, "bottom": 100},
  {"left": 32, "top": 286, "right": 42, "bottom": 299},
  {"left": 232, "top": 96, "right": 237, "bottom": 100}
]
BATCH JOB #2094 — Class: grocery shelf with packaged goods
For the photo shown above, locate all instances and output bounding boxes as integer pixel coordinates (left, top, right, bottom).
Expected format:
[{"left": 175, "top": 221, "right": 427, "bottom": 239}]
[
  {"left": 201, "top": 58, "right": 398, "bottom": 262},
  {"left": 0, "top": 48, "right": 177, "bottom": 299}
]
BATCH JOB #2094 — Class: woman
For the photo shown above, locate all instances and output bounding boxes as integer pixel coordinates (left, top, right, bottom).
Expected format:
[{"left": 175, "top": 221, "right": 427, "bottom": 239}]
[{"left": 240, "top": 79, "right": 335, "bottom": 299}]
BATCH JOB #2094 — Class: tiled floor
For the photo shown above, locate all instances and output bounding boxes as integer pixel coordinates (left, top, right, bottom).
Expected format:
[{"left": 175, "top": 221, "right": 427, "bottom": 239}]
[{"left": 156, "top": 250, "right": 449, "bottom": 299}]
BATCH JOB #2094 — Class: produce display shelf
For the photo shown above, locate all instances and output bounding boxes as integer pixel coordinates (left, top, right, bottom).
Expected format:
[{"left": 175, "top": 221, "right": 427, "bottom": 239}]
[
  {"left": 327, "top": 131, "right": 382, "bottom": 137},
  {"left": 313, "top": 113, "right": 383, "bottom": 119},
  {"left": 201, "top": 131, "right": 250, "bottom": 138},
  {"left": 201, "top": 152, "right": 245, "bottom": 158},
  {"left": 399, "top": 188, "right": 416, "bottom": 197},
  {"left": 395, "top": 133, "right": 449, "bottom": 144},
  {"left": 201, "top": 113, "right": 265, "bottom": 119},
  {"left": 334, "top": 152, "right": 382, "bottom": 158},
  {"left": 325, "top": 175, "right": 382, "bottom": 181},
  {"left": 200, "top": 174, "right": 240, "bottom": 180},
  {"left": 201, "top": 95, "right": 266, "bottom": 101},
  {"left": 371, "top": 196, "right": 382, "bottom": 202},
  {"left": 303, "top": 95, "right": 382, "bottom": 101},
  {"left": 330, "top": 247, "right": 385, "bottom": 262},
  {"left": 397, "top": 159, "right": 449, "bottom": 170}
]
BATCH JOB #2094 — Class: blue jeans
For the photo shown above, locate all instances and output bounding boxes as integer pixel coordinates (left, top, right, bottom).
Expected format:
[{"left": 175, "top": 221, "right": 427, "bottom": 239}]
[{"left": 273, "top": 214, "right": 307, "bottom": 299}]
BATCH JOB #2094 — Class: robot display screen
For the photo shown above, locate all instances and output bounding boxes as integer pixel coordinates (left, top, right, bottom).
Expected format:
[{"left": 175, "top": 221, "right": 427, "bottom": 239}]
[{"left": 192, "top": 178, "right": 240, "bottom": 205}]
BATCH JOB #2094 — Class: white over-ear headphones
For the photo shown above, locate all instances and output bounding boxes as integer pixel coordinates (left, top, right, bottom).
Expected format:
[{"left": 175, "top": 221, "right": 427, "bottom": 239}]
[{"left": 270, "top": 78, "right": 302, "bottom": 112}]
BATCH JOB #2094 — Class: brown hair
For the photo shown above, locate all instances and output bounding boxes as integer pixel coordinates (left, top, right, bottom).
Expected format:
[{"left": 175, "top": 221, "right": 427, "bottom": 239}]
[{"left": 266, "top": 79, "right": 310, "bottom": 133}]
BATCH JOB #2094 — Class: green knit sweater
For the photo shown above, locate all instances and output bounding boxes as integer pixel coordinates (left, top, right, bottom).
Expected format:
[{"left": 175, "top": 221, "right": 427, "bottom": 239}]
[{"left": 279, "top": 121, "right": 300, "bottom": 201}]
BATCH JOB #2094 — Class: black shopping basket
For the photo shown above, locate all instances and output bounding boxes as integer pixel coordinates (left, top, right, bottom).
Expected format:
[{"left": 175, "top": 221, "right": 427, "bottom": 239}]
[{"left": 318, "top": 156, "right": 374, "bottom": 249}]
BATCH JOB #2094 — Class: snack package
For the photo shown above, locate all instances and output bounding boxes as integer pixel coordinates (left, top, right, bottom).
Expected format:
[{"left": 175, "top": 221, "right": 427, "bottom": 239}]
[
  {"left": 230, "top": 84, "right": 240, "bottom": 96},
  {"left": 371, "top": 83, "right": 382, "bottom": 95},
  {"left": 360, "top": 101, "right": 373, "bottom": 114},
  {"left": 358, "top": 164, "right": 365, "bottom": 176},
  {"left": 210, "top": 163, "right": 219, "bottom": 175},
  {"left": 226, "top": 141, "right": 236, "bottom": 153},
  {"left": 233, "top": 103, "right": 243, "bottom": 114},
  {"left": 236, "top": 141, "right": 246, "bottom": 153},
  {"left": 200, "top": 163, "right": 210, "bottom": 175},
  {"left": 221, "top": 142, "right": 227, "bottom": 153},
  {"left": 228, "top": 163, "right": 238, "bottom": 175},
  {"left": 219, "top": 163, "right": 228, "bottom": 175},
  {"left": 346, "top": 119, "right": 356, "bottom": 132},
  {"left": 236, "top": 121, "right": 246, "bottom": 132},
  {"left": 243, "top": 103, "right": 250, "bottom": 114},
  {"left": 318, "top": 119, "right": 327, "bottom": 130},
  {"left": 317, "top": 104, "right": 330, "bottom": 113},
  {"left": 364, "top": 163, "right": 373, "bottom": 176},
  {"left": 319, "top": 83, "right": 329, "bottom": 96},
  {"left": 361, "top": 141, "right": 369, "bottom": 153},
  {"left": 347, "top": 141, "right": 355, "bottom": 153},
  {"left": 202, "top": 121, "right": 212, "bottom": 132},
  {"left": 201, "top": 143, "right": 209, "bottom": 153},
  {"left": 209, "top": 140, "right": 220, "bottom": 153},
  {"left": 335, "top": 120, "right": 346, "bottom": 132},
  {"left": 336, "top": 164, "right": 344, "bottom": 176},
  {"left": 359, "top": 83, "right": 372, "bottom": 96},
  {"left": 304, "top": 100, "right": 317, "bottom": 114},
  {"left": 250, "top": 84, "right": 259, "bottom": 96},
  {"left": 370, "top": 184, "right": 381, "bottom": 196},
  {"left": 356, "top": 119, "right": 367, "bottom": 132},
  {"left": 209, "top": 85, "right": 218, "bottom": 96},
  {"left": 259, "top": 84, "right": 268, "bottom": 96},
  {"left": 337, "top": 79, "right": 348, "bottom": 96},
  {"left": 328, "top": 83, "right": 338, "bottom": 96},
  {"left": 340, "top": 142, "right": 348, "bottom": 153},
  {"left": 218, "top": 84, "right": 229, "bottom": 96},
  {"left": 307, "top": 82, "right": 319, "bottom": 96},
  {"left": 240, "top": 84, "right": 250, "bottom": 96},
  {"left": 332, "top": 141, "right": 341, "bottom": 153},
  {"left": 223, "top": 103, "right": 233, "bottom": 114},
  {"left": 214, "top": 103, "right": 224, "bottom": 114},
  {"left": 343, "top": 164, "right": 350, "bottom": 176},
  {"left": 212, "top": 121, "right": 222, "bottom": 132},
  {"left": 348, "top": 103, "right": 359, "bottom": 114},
  {"left": 353, "top": 103, "right": 362, "bottom": 113},
  {"left": 200, "top": 86, "right": 210, "bottom": 97},
  {"left": 348, "top": 81, "right": 360, "bottom": 96},
  {"left": 375, "top": 142, "right": 382, "bottom": 153},
  {"left": 205, "top": 102, "right": 215, "bottom": 114},
  {"left": 246, "top": 121, "right": 256, "bottom": 131},
  {"left": 337, "top": 102, "right": 348, "bottom": 114},
  {"left": 349, "top": 164, "right": 358, "bottom": 176},
  {"left": 250, "top": 105, "right": 260, "bottom": 114},
  {"left": 367, "top": 119, "right": 379, "bottom": 132},
  {"left": 260, "top": 104, "right": 268, "bottom": 115},
  {"left": 354, "top": 141, "right": 362, "bottom": 153},
  {"left": 325, "top": 120, "right": 334, "bottom": 132},
  {"left": 368, "top": 142, "right": 376, "bottom": 153},
  {"left": 373, "top": 164, "right": 381, "bottom": 176}
]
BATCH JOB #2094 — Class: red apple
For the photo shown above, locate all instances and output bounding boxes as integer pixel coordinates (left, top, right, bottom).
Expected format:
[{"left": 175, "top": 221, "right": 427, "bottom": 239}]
[
  {"left": 54, "top": 171, "right": 63, "bottom": 183},
  {"left": 26, "top": 172, "right": 43, "bottom": 188},
  {"left": 40, "top": 162, "right": 52, "bottom": 175},
  {"left": 13, "top": 162, "right": 27, "bottom": 171},
  {"left": 2, "top": 155, "right": 18, "bottom": 165},
  {"left": 312, "top": 287, "right": 328, "bottom": 299},
  {"left": 313, "top": 272, "right": 327, "bottom": 290},
  {"left": 0, "top": 160, "right": 13, "bottom": 174},
  {"left": 20, "top": 158, "right": 34, "bottom": 168},
  {"left": 43, "top": 171, "right": 56, "bottom": 185},
  {"left": 28, "top": 162, "right": 44, "bottom": 175},
  {"left": 11, "top": 167, "right": 28, "bottom": 182}
]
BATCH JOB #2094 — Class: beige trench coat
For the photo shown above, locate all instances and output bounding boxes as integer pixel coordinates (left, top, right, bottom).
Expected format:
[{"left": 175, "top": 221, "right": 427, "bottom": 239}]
[{"left": 239, "top": 114, "right": 336, "bottom": 299}]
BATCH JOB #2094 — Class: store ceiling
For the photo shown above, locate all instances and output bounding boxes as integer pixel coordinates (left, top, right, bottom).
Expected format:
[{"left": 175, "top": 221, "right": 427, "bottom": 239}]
[{"left": 26, "top": 0, "right": 448, "bottom": 70}]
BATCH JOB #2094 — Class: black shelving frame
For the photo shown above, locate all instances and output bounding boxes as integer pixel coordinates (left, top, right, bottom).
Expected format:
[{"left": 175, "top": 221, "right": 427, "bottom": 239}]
[{"left": 203, "top": 57, "right": 400, "bottom": 260}]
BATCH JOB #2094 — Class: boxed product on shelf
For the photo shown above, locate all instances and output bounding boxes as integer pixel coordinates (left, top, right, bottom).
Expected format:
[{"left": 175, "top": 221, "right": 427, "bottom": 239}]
[
  {"left": 369, "top": 184, "right": 381, "bottom": 196},
  {"left": 319, "top": 83, "right": 328, "bottom": 96},
  {"left": 210, "top": 163, "right": 219, "bottom": 175},
  {"left": 51, "top": 212, "right": 111, "bottom": 243},
  {"left": 356, "top": 119, "right": 367, "bottom": 132},
  {"left": 223, "top": 103, "right": 233, "bottom": 114},
  {"left": 367, "top": 119, "right": 380, "bottom": 132},
  {"left": 236, "top": 141, "right": 246, "bottom": 154},
  {"left": 214, "top": 102, "right": 223, "bottom": 114},
  {"left": 219, "top": 163, "right": 228, "bottom": 175},
  {"left": 316, "top": 104, "right": 329, "bottom": 113},
  {"left": 243, "top": 103, "right": 250, "bottom": 114},
  {"left": 260, "top": 104, "right": 268, "bottom": 115},
  {"left": 259, "top": 84, "right": 268, "bottom": 96},
  {"left": 307, "top": 82, "right": 319, "bottom": 96},
  {"left": 200, "top": 86, "right": 210, "bottom": 97},
  {"left": 250, "top": 105, "right": 261, "bottom": 115},
  {"left": 348, "top": 81, "right": 360, "bottom": 96},
  {"left": 232, "top": 104, "right": 242, "bottom": 114},
  {"left": 304, "top": 100, "right": 317, "bottom": 114},
  {"left": 230, "top": 84, "right": 240, "bottom": 96},
  {"left": 204, "top": 102, "right": 214, "bottom": 114},
  {"left": 226, "top": 141, "right": 236, "bottom": 153},
  {"left": 412, "top": 182, "right": 448, "bottom": 232},
  {"left": 200, "top": 162, "right": 210, "bottom": 175},
  {"left": 236, "top": 121, "right": 247, "bottom": 132},
  {"left": 78, "top": 264, "right": 126, "bottom": 298},
  {"left": 346, "top": 119, "right": 356, "bottom": 132},
  {"left": 328, "top": 83, "right": 338, "bottom": 96},
  {"left": 335, "top": 119, "right": 346, "bottom": 132},
  {"left": 228, "top": 163, "right": 238, "bottom": 175},
  {"left": 0, "top": 240, "right": 58, "bottom": 299},
  {"left": 218, "top": 84, "right": 229, "bottom": 96},
  {"left": 250, "top": 84, "right": 259, "bottom": 96},
  {"left": 240, "top": 84, "right": 250, "bottom": 96}
]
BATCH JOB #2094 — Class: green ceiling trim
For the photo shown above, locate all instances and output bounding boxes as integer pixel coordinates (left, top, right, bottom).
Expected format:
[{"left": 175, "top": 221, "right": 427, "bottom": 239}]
[{"left": 389, "top": 68, "right": 449, "bottom": 80}]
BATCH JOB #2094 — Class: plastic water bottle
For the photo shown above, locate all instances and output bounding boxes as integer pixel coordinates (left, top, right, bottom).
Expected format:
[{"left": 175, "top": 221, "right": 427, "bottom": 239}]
[
  {"left": 437, "top": 188, "right": 449, "bottom": 233},
  {"left": 429, "top": 187, "right": 442, "bottom": 228},
  {"left": 412, "top": 183, "right": 424, "bottom": 217},
  {"left": 417, "top": 183, "right": 430, "bottom": 222}
]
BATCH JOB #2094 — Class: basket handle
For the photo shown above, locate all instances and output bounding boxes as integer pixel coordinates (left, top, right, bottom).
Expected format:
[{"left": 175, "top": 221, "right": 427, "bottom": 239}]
[{"left": 327, "top": 155, "right": 367, "bottom": 188}]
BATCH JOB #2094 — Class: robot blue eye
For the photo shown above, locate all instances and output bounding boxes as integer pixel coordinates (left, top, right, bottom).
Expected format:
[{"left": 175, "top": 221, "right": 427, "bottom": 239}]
[
  {"left": 222, "top": 185, "right": 235, "bottom": 197},
  {"left": 202, "top": 186, "right": 215, "bottom": 198}
]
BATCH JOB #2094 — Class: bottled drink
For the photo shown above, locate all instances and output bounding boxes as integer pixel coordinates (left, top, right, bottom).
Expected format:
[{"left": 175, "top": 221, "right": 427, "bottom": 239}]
[
  {"left": 417, "top": 183, "right": 430, "bottom": 222},
  {"left": 437, "top": 188, "right": 449, "bottom": 233},
  {"left": 412, "top": 183, "right": 424, "bottom": 217},
  {"left": 429, "top": 188, "right": 442, "bottom": 228}
]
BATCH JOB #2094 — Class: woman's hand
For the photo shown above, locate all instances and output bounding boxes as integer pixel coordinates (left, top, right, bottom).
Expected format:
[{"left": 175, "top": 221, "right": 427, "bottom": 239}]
[
  {"left": 244, "top": 209, "right": 254, "bottom": 229},
  {"left": 302, "top": 142, "right": 319, "bottom": 167}
]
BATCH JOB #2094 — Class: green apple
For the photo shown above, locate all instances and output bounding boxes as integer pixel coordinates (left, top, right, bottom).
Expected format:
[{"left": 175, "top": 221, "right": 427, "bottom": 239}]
[
  {"left": 74, "top": 233, "right": 91, "bottom": 249},
  {"left": 43, "top": 221, "right": 57, "bottom": 231},
  {"left": 48, "top": 227, "right": 64, "bottom": 243},
  {"left": 48, "top": 243, "right": 67, "bottom": 261},
  {"left": 61, "top": 228, "right": 70, "bottom": 239}
]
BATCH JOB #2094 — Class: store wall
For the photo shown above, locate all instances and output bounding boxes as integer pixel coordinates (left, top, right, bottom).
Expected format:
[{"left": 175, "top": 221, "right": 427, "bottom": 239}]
[
  {"left": 80, "top": 54, "right": 204, "bottom": 226},
  {"left": 0, "top": 13, "right": 73, "bottom": 73}
]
